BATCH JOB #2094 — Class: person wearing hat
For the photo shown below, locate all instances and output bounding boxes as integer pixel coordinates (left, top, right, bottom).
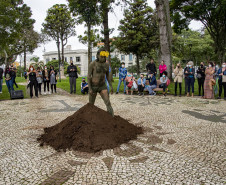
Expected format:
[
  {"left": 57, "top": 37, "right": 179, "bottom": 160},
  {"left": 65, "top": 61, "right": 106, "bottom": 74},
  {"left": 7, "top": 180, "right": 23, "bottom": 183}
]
[{"left": 81, "top": 78, "right": 89, "bottom": 94}]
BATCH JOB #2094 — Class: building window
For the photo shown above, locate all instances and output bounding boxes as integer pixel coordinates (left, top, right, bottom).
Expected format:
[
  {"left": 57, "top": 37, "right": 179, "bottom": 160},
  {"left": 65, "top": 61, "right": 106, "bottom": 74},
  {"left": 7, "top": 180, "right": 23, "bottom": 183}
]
[
  {"left": 121, "top": 55, "right": 125, "bottom": 61},
  {"left": 92, "top": 56, "right": 96, "bottom": 61},
  {"left": 76, "top": 57, "right": 81, "bottom": 62},
  {"left": 70, "top": 57, "right": 73, "bottom": 62},
  {"left": 129, "top": 54, "right": 133, "bottom": 61},
  {"left": 65, "top": 57, "right": 67, "bottom": 63}
]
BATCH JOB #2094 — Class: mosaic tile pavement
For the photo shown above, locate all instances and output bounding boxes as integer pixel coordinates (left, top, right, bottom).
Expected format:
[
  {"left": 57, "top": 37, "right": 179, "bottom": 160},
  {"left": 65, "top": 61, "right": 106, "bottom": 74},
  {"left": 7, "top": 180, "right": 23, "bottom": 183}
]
[{"left": 0, "top": 91, "right": 225, "bottom": 184}]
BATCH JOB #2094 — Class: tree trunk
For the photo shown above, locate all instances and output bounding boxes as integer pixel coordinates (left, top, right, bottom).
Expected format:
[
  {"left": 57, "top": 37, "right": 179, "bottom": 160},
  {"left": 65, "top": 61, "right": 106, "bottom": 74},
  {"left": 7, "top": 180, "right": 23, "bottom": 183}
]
[
  {"left": 57, "top": 39, "right": 61, "bottom": 82},
  {"left": 24, "top": 49, "right": 26, "bottom": 70},
  {"left": 155, "top": 0, "right": 173, "bottom": 79},
  {"left": 88, "top": 24, "right": 92, "bottom": 64},
  {"left": 136, "top": 54, "right": 140, "bottom": 76},
  {"left": 103, "top": 6, "right": 111, "bottom": 66}
]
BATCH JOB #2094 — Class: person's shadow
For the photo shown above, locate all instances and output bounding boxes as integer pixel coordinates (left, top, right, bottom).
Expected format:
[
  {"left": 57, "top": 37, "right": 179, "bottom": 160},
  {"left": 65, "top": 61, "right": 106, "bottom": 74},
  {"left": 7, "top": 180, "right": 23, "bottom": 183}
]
[{"left": 39, "top": 100, "right": 82, "bottom": 113}]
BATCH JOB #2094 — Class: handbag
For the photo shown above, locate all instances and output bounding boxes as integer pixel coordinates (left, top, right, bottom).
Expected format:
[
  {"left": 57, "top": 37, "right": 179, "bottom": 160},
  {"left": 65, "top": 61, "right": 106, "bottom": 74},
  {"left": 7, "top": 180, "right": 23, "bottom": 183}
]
[
  {"left": 222, "top": 75, "right": 226, "bottom": 83},
  {"left": 127, "top": 81, "right": 133, "bottom": 88}
]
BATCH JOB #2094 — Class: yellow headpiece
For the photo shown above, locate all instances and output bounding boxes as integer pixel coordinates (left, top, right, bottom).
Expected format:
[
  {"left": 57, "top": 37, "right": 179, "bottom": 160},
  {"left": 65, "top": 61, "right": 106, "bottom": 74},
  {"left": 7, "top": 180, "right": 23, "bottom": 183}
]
[{"left": 100, "top": 51, "right": 109, "bottom": 57}]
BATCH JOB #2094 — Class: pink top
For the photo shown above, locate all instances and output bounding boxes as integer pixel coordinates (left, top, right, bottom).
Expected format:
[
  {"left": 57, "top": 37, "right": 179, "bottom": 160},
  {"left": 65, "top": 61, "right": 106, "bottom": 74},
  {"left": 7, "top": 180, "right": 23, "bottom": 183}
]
[{"left": 159, "top": 64, "right": 167, "bottom": 74}]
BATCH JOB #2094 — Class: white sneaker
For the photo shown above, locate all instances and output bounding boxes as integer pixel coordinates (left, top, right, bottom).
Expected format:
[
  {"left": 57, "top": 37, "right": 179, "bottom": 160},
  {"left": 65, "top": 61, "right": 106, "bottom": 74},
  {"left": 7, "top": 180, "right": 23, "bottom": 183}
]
[
  {"left": 44, "top": 92, "right": 46, "bottom": 95},
  {"left": 48, "top": 91, "right": 51, "bottom": 94},
  {"left": 0, "top": 92, "right": 2, "bottom": 94}
]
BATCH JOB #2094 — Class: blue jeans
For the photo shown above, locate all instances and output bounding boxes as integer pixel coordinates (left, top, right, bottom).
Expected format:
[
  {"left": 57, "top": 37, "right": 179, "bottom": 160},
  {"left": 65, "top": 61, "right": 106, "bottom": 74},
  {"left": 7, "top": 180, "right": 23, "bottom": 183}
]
[
  {"left": 187, "top": 77, "right": 195, "bottom": 93},
  {"left": 105, "top": 78, "right": 110, "bottom": 93},
  {"left": 117, "top": 78, "right": 126, "bottom": 93},
  {"left": 147, "top": 85, "right": 157, "bottom": 94},
  {"left": 0, "top": 79, "right": 3, "bottom": 92},
  {"left": 6, "top": 79, "right": 14, "bottom": 93}
]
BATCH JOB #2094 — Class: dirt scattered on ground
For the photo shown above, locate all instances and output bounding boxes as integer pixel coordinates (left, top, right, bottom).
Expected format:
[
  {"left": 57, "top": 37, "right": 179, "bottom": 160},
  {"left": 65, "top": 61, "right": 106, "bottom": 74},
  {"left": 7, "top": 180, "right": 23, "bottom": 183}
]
[{"left": 38, "top": 103, "right": 143, "bottom": 153}]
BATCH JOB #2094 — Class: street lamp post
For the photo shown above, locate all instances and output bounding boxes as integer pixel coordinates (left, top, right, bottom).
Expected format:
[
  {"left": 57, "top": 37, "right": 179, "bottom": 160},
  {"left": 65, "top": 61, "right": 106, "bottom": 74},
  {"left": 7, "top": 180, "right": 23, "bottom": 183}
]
[{"left": 56, "top": 40, "right": 61, "bottom": 82}]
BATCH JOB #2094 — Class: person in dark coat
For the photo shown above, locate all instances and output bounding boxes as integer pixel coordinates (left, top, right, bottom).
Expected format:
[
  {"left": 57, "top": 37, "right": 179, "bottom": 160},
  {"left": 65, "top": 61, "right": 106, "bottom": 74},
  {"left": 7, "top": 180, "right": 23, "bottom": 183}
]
[
  {"left": 146, "top": 59, "right": 157, "bottom": 76},
  {"left": 27, "top": 65, "right": 38, "bottom": 98},
  {"left": 196, "top": 62, "right": 206, "bottom": 97},
  {"left": 42, "top": 65, "right": 50, "bottom": 94},
  {"left": 0, "top": 67, "right": 3, "bottom": 93},
  {"left": 67, "top": 60, "right": 78, "bottom": 94}
]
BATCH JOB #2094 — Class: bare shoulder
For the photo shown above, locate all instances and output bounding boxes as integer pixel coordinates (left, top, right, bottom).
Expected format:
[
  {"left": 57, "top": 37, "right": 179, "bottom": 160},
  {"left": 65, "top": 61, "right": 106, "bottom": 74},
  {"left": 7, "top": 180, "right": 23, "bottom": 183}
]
[{"left": 88, "top": 61, "right": 95, "bottom": 68}]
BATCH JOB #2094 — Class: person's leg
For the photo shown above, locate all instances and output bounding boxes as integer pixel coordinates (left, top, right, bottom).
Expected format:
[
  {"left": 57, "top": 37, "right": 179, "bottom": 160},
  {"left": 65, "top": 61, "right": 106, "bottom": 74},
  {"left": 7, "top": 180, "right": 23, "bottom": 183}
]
[
  {"left": 89, "top": 92, "right": 97, "bottom": 104},
  {"left": 47, "top": 81, "right": 50, "bottom": 93},
  {"left": 69, "top": 77, "right": 73, "bottom": 94},
  {"left": 51, "top": 84, "right": 53, "bottom": 93},
  {"left": 201, "top": 78, "right": 204, "bottom": 96},
  {"left": 175, "top": 82, "right": 178, "bottom": 95},
  {"left": 123, "top": 79, "right": 126, "bottom": 93},
  {"left": 9, "top": 79, "right": 14, "bottom": 92},
  {"left": 34, "top": 81, "right": 38, "bottom": 97},
  {"left": 138, "top": 85, "right": 141, "bottom": 95},
  {"left": 187, "top": 78, "right": 191, "bottom": 96},
  {"left": 0, "top": 79, "right": 3, "bottom": 92},
  {"left": 73, "top": 77, "right": 76, "bottom": 93},
  {"left": 116, "top": 79, "right": 122, "bottom": 93},
  {"left": 85, "top": 87, "right": 89, "bottom": 94},
  {"left": 44, "top": 81, "right": 46, "bottom": 93},
  {"left": 126, "top": 86, "right": 129, "bottom": 95},
  {"left": 179, "top": 83, "right": 182, "bottom": 96},
  {"left": 30, "top": 81, "right": 34, "bottom": 98},
  {"left": 6, "top": 80, "right": 10, "bottom": 92},
  {"left": 100, "top": 89, "right": 114, "bottom": 116},
  {"left": 218, "top": 79, "right": 222, "bottom": 98},
  {"left": 223, "top": 82, "right": 226, "bottom": 99},
  {"left": 54, "top": 84, "right": 56, "bottom": 93},
  {"left": 185, "top": 78, "right": 188, "bottom": 95},
  {"left": 198, "top": 79, "right": 201, "bottom": 96},
  {"left": 81, "top": 90, "right": 85, "bottom": 94},
  {"left": 191, "top": 78, "right": 195, "bottom": 97},
  {"left": 162, "top": 84, "right": 166, "bottom": 96},
  {"left": 105, "top": 78, "right": 110, "bottom": 93},
  {"left": 14, "top": 77, "right": 18, "bottom": 88},
  {"left": 38, "top": 83, "right": 41, "bottom": 94}
]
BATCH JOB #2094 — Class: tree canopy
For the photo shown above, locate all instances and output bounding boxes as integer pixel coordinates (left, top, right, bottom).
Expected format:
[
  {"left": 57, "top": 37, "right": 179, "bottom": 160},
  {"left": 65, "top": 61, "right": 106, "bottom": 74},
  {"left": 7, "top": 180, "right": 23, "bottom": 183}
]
[
  {"left": 113, "top": 0, "right": 159, "bottom": 75},
  {"left": 170, "top": 0, "right": 226, "bottom": 63}
]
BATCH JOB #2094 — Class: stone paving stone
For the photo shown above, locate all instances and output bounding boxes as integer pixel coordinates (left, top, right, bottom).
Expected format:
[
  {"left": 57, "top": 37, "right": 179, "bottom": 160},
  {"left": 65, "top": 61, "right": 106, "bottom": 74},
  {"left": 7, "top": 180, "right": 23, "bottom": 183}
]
[{"left": 0, "top": 92, "right": 226, "bottom": 184}]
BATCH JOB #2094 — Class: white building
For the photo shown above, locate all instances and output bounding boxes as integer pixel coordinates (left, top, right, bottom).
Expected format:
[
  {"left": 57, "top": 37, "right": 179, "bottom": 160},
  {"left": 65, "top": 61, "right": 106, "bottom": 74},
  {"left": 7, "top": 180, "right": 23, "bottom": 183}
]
[{"left": 43, "top": 45, "right": 137, "bottom": 76}]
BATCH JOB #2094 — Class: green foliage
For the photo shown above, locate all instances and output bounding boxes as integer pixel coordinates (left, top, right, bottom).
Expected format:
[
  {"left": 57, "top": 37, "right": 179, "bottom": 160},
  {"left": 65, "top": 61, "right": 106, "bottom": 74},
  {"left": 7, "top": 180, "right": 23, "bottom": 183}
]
[
  {"left": 46, "top": 60, "right": 80, "bottom": 75},
  {"left": 111, "top": 56, "right": 121, "bottom": 75},
  {"left": 0, "top": 1, "right": 36, "bottom": 65},
  {"left": 172, "top": 29, "right": 215, "bottom": 66},
  {"left": 30, "top": 57, "right": 45, "bottom": 69},
  {"left": 170, "top": 0, "right": 226, "bottom": 63},
  {"left": 113, "top": 0, "right": 159, "bottom": 74}
]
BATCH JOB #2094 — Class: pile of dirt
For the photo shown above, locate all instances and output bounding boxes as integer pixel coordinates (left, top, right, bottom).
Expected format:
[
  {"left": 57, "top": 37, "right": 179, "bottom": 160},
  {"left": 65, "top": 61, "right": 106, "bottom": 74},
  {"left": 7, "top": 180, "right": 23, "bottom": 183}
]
[{"left": 38, "top": 103, "right": 143, "bottom": 153}]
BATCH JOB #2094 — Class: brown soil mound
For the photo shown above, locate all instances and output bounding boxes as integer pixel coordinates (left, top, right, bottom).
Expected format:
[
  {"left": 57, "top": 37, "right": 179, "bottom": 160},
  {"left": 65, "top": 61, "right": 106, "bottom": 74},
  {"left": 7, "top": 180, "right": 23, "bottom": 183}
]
[{"left": 38, "top": 103, "right": 143, "bottom": 153}]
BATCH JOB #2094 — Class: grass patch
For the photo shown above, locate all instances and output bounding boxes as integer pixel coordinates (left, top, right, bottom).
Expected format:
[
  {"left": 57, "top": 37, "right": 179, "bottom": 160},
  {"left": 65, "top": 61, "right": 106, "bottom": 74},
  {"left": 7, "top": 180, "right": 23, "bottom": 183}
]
[{"left": 0, "top": 85, "right": 28, "bottom": 100}]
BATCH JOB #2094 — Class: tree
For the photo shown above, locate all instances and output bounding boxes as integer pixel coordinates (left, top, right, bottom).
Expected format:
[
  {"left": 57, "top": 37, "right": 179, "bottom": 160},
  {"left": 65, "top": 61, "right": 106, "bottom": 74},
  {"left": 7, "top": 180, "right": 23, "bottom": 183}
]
[
  {"left": 98, "top": 0, "right": 128, "bottom": 67},
  {"left": 42, "top": 4, "right": 76, "bottom": 80},
  {"left": 68, "top": 0, "right": 100, "bottom": 65},
  {"left": 111, "top": 56, "right": 121, "bottom": 76},
  {"left": 0, "top": 1, "right": 36, "bottom": 65},
  {"left": 155, "top": 0, "right": 173, "bottom": 79},
  {"left": 113, "top": 0, "right": 159, "bottom": 75},
  {"left": 30, "top": 57, "right": 44, "bottom": 69},
  {"left": 172, "top": 29, "right": 215, "bottom": 67},
  {"left": 170, "top": 0, "right": 226, "bottom": 64}
]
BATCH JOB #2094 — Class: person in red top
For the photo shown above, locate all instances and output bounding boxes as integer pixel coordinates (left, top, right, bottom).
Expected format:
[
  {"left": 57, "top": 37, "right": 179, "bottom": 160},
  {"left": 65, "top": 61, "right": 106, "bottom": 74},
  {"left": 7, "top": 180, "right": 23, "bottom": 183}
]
[{"left": 159, "top": 60, "right": 167, "bottom": 77}]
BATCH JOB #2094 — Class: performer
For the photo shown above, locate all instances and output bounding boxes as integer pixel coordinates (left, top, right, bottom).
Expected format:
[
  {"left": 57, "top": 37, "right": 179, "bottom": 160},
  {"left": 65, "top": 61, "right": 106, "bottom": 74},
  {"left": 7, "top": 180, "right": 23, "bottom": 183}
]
[{"left": 87, "top": 48, "right": 114, "bottom": 116}]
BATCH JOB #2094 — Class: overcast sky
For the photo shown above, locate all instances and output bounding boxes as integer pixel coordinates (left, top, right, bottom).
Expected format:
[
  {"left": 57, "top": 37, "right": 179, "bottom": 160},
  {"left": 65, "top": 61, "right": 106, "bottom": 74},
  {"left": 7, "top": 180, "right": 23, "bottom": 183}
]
[{"left": 23, "top": 0, "right": 203, "bottom": 60}]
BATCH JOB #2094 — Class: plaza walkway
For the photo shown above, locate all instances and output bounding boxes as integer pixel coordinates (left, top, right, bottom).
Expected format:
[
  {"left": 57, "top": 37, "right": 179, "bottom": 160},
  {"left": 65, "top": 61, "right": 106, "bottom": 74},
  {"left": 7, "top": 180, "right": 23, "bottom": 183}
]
[{"left": 0, "top": 91, "right": 225, "bottom": 184}]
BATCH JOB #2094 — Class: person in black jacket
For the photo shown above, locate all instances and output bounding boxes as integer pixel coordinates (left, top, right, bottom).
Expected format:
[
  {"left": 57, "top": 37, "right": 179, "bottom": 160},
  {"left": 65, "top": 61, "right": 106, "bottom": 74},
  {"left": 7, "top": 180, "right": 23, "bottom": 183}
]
[
  {"left": 5, "top": 65, "right": 14, "bottom": 93},
  {"left": 146, "top": 59, "right": 157, "bottom": 76},
  {"left": 42, "top": 65, "right": 50, "bottom": 94},
  {"left": 67, "top": 60, "right": 78, "bottom": 94},
  {"left": 10, "top": 64, "right": 18, "bottom": 88},
  {"left": 49, "top": 66, "right": 57, "bottom": 93},
  {"left": 184, "top": 61, "right": 195, "bottom": 97},
  {"left": 196, "top": 62, "right": 206, "bottom": 97},
  {"left": 28, "top": 65, "right": 38, "bottom": 98},
  {"left": 0, "top": 67, "right": 3, "bottom": 93}
]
